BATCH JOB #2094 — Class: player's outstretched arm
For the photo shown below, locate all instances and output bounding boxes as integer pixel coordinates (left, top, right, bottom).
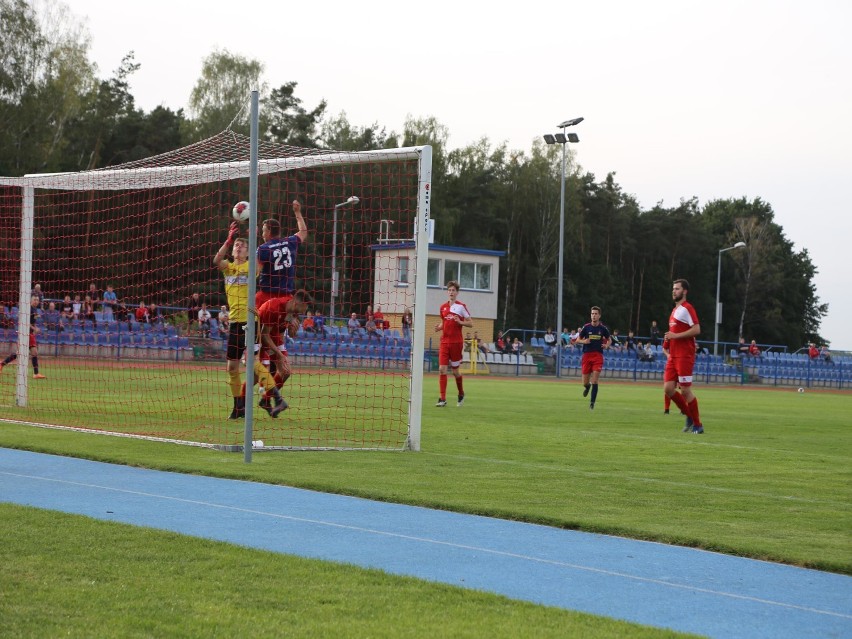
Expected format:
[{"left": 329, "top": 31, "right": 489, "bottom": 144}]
[
  {"left": 293, "top": 200, "right": 308, "bottom": 242},
  {"left": 213, "top": 222, "right": 239, "bottom": 269}
]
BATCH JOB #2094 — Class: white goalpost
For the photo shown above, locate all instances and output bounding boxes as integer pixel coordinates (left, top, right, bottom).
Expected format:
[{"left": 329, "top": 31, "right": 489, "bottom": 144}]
[{"left": 0, "top": 105, "right": 431, "bottom": 453}]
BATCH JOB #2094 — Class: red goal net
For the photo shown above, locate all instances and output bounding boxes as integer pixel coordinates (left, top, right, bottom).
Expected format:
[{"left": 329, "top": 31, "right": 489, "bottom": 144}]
[{"left": 0, "top": 130, "right": 428, "bottom": 450}]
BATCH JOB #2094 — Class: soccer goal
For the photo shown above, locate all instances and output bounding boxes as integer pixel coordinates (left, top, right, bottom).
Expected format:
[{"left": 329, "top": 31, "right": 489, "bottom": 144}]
[{"left": 0, "top": 125, "right": 431, "bottom": 452}]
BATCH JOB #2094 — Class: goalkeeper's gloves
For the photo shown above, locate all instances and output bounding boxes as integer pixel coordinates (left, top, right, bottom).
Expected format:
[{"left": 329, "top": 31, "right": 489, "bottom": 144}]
[{"left": 226, "top": 221, "right": 239, "bottom": 245}]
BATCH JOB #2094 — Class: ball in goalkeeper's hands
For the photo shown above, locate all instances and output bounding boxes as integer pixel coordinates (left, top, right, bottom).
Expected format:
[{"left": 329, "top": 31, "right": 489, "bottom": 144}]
[{"left": 232, "top": 201, "right": 250, "bottom": 222}]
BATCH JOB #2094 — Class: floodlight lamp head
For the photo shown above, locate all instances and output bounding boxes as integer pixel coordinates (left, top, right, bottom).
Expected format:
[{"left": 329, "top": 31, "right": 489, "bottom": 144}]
[
  {"left": 567, "top": 132, "right": 580, "bottom": 143},
  {"left": 554, "top": 133, "right": 567, "bottom": 144},
  {"left": 543, "top": 134, "right": 557, "bottom": 145},
  {"left": 733, "top": 241, "right": 746, "bottom": 249},
  {"left": 557, "top": 117, "right": 584, "bottom": 128}
]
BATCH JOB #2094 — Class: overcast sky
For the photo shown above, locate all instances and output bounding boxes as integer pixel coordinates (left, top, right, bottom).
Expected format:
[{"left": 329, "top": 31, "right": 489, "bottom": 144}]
[{"left": 63, "top": 0, "right": 852, "bottom": 349}]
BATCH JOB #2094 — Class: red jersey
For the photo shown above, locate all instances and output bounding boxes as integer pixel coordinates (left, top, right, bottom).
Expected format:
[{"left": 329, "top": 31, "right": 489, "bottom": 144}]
[
  {"left": 258, "top": 296, "right": 292, "bottom": 327},
  {"left": 668, "top": 301, "right": 699, "bottom": 358},
  {"left": 439, "top": 300, "right": 471, "bottom": 344}
]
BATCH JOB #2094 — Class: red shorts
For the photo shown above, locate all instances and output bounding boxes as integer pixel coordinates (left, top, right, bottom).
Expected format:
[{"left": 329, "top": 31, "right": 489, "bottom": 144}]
[
  {"left": 664, "top": 356, "right": 695, "bottom": 387},
  {"left": 581, "top": 352, "right": 604, "bottom": 375},
  {"left": 29, "top": 333, "right": 37, "bottom": 348},
  {"left": 439, "top": 341, "right": 464, "bottom": 368}
]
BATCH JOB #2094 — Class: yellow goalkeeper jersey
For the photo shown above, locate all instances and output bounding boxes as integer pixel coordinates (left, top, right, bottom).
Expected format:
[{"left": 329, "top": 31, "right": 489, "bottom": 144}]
[{"left": 222, "top": 260, "right": 250, "bottom": 323}]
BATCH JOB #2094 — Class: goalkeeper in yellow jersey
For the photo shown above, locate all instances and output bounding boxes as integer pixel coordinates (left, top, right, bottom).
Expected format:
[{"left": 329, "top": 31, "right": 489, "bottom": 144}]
[{"left": 213, "top": 222, "right": 286, "bottom": 419}]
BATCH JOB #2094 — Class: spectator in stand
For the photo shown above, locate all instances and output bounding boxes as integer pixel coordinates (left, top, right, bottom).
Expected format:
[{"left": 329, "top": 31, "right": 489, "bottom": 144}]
[
  {"left": 808, "top": 342, "right": 819, "bottom": 359},
  {"left": 218, "top": 305, "right": 230, "bottom": 333},
  {"left": 72, "top": 294, "right": 82, "bottom": 320},
  {"left": 473, "top": 331, "right": 489, "bottom": 357},
  {"left": 560, "top": 327, "right": 571, "bottom": 348},
  {"left": 625, "top": 330, "right": 637, "bottom": 352},
  {"left": 495, "top": 330, "right": 509, "bottom": 354},
  {"left": 748, "top": 339, "right": 761, "bottom": 357},
  {"left": 114, "top": 300, "right": 129, "bottom": 323},
  {"left": 347, "top": 313, "right": 360, "bottom": 337},
  {"left": 31, "top": 283, "right": 45, "bottom": 308},
  {"left": 373, "top": 305, "right": 389, "bottom": 331},
  {"left": 511, "top": 337, "right": 526, "bottom": 356},
  {"left": 649, "top": 320, "right": 661, "bottom": 346},
  {"left": 43, "top": 302, "right": 62, "bottom": 332},
  {"left": 737, "top": 337, "right": 750, "bottom": 356},
  {"left": 313, "top": 310, "right": 325, "bottom": 337},
  {"left": 568, "top": 327, "right": 580, "bottom": 348},
  {"left": 543, "top": 327, "right": 557, "bottom": 356},
  {"left": 401, "top": 308, "right": 412, "bottom": 341},
  {"left": 102, "top": 284, "right": 117, "bottom": 321},
  {"left": 610, "top": 329, "right": 622, "bottom": 352},
  {"left": 87, "top": 283, "right": 100, "bottom": 311},
  {"left": 60, "top": 295, "right": 75, "bottom": 326},
  {"left": 135, "top": 301, "right": 149, "bottom": 324},
  {"left": 82, "top": 294, "right": 97, "bottom": 327},
  {"left": 365, "top": 314, "right": 383, "bottom": 340},
  {"left": 148, "top": 303, "right": 163, "bottom": 325},
  {"left": 197, "top": 303, "right": 211, "bottom": 337},
  {"left": 820, "top": 344, "right": 833, "bottom": 364},
  {"left": 187, "top": 292, "right": 203, "bottom": 334},
  {"left": 302, "top": 310, "right": 316, "bottom": 334}
]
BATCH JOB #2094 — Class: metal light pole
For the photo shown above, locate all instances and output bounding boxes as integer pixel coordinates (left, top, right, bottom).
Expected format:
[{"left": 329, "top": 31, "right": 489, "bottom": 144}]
[
  {"left": 713, "top": 241, "right": 746, "bottom": 356},
  {"left": 331, "top": 196, "right": 359, "bottom": 322},
  {"left": 543, "top": 117, "right": 583, "bottom": 377}
]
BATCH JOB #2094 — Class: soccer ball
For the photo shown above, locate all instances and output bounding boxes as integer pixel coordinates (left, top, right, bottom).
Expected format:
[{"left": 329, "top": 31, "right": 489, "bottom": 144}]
[
  {"left": 232, "top": 201, "right": 250, "bottom": 222},
  {"left": 797, "top": 387, "right": 804, "bottom": 393}
]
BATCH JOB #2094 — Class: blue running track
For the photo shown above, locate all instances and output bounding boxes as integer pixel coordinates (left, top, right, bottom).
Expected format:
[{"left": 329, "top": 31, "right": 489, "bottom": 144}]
[{"left": 1, "top": 448, "right": 850, "bottom": 638}]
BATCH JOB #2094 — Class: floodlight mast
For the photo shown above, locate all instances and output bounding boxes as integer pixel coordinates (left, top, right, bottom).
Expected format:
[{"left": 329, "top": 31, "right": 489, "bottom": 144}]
[
  {"left": 331, "top": 196, "right": 360, "bottom": 322},
  {"left": 542, "top": 116, "right": 583, "bottom": 377},
  {"left": 713, "top": 241, "right": 747, "bottom": 356}
]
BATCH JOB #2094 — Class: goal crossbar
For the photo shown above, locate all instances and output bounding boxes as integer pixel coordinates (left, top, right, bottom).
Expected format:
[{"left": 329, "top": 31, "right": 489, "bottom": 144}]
[{"left": 0, "top": 147, "right": 424, "bottom": 191}]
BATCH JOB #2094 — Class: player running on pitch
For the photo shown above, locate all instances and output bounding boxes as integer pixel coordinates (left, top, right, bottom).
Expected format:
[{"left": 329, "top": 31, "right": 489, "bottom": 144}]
[
  {"left": 434, "top": 280, "right": 473, "bottom": 407},
  {"left": 0, "top": 296, "right": 47, "bottom": 379},
  {"left": 576, "top": 306, "right": 611, "bottom": 410}
]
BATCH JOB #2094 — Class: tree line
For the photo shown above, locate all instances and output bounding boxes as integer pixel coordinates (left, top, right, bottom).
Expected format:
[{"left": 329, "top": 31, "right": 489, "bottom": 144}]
[{"left": 0, "top": 0, "right": 828, "bottom": 348}]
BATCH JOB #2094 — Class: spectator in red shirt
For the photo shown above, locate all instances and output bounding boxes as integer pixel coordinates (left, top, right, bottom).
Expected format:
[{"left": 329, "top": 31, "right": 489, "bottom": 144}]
[
  {"left": 135, "top": 301, "right": 149, "bottom": 323},
  {"left": 748, "top": 340, "right": 761, "bottom": 357},
  {"left": 808, "top": 343, "right": 819, "bottom": 359}
]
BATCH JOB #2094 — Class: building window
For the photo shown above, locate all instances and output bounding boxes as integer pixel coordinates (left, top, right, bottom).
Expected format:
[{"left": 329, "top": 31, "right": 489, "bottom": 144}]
[
  {"left": 444, "top": 260, "right": 491, "bottom": 291},
  {"left": 427, "top": 258, "right": 441, "bottom": 286},
  {"left": 397, "top": 257, "right": 409, "bottom": 284}
]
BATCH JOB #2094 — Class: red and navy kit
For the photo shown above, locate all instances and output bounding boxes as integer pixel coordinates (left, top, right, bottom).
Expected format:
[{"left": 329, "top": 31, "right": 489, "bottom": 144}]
[
  {"left": 579, "top": 322, "right": 611, "bottom": 353},
  {"left": 579, "top": 322, "right": 610, "bottom": 374}
]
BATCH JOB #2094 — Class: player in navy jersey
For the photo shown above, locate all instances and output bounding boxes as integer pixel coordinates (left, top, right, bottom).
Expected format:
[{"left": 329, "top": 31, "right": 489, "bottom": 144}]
[
  {"left": 576, "top": 306, "right": 611, "bottom": 410},
  {"left": 255, "top": 199, "right": 308, "bottom": 388},
  {"left": 256, "top": 199, "right": 308, "bottom": 306}
]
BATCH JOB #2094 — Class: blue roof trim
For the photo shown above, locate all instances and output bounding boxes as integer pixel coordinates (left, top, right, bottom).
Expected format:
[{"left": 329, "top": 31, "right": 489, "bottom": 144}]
[{"left": 371, "top": 242, "right": 505, "bottom": 257}]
